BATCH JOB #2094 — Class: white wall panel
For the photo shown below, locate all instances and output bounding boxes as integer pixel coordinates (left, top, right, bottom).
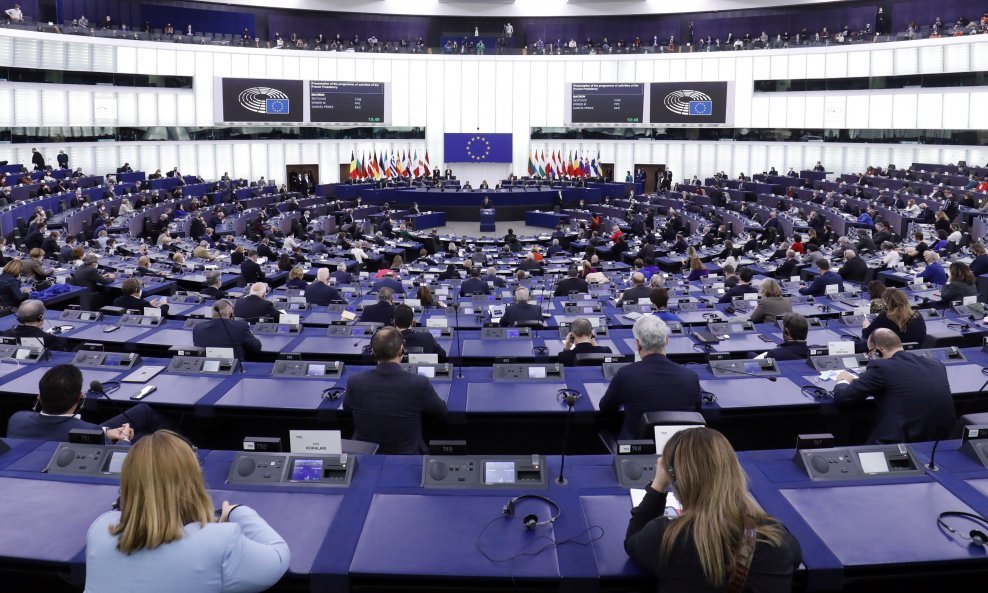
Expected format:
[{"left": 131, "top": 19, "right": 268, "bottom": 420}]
[
  {"left": 916, "top": 94, "right": 943, "bottom": 129},
  {"left": 176, "top": 93, "right": 196, "bottom": 127},
  {"left": 633, "top": 59, "right": 650, "bottom": 82},
  {"left": 40, "top": 89, "right": 67, "bottom": 127},
  {"left": 157, "top": 93, "right": 177, "bottom": 126},
  {"left": 784, "top": 95, "right": 805, "bottom": 129},
  {"left": 870, "top": 49, "right": 893, "bottom": 76},
  {"left": 442, "top": 60, "right": 462, "bottom": 133},
  {"left": 406, "top": 60, "right": 427, "bottom": 128},
  {"left": 732, "top": 57, "right": 753, "bottom": 127},
  {"left": 769, "top": 55, "right": 787, "bottom": 79},
  {"left": 868, "top": 94, "right": 893, "bottom": 130},
  {"left": 65, "top": 41, "right": 90, "bottom": 71},
  {"left": 752, "top": 55, "right": 770, "bottom": 80},
  {"left": 511, "top": 61, "right": 531, "bottom": 176},
  {"left": 668, "top": 59, "right": 686, "bottom": 82},
  {"left": 891, "top": 94, "right": 918, "bottom": 128},
  {"left": 545, "top": 61, "right": 566, "bottom": 127},
  {"left": 0, "top": 88, "right": 11, "bottom": 127},
  {"left": 804, "top": 95, "right": 824, "bottom": 128},
  {"left": 653, "top": 59, "right": 670, "bottom": 82},
  {"left": 282, "top": 56, "right": 301, "bottom": 80},
  {"left": 749, "top": 95, "right": 770, "bottom": 128},
  {"left": 40, "top": 39, "right": 65, "bottom": 70},
  {"left": 846, "top": 49, "right": 869, "bottom": 78},
  {"left": 156, "top": 49, "right": 177, "bottom": 76},
  {"left": 493, "top": 61, "right": 513, "bottom": 133},
  {"left": 14, "top": 88, "right": 41, "bottom": 126},
  {"left": 788, "top": 54, "right": 806, "bottom": 79},
  {"left": 918, "top": 45, "right": 943, "bottom": 74},
  {"left": 599, "top": 60, "right": 617, "bottom": 82},
  {"left": 845, "top": 95, "right": 869, "bottom": 129},
  {"left": 825, "top": 52, "right": 847, "bottom": 78},
  {"left": 972, "top": 41, "right": 988, "bottom": 70},
  {"left": 136, "top": 93, "right": 157, "bottom": 126},
  {"left": 767, "top": 95, "right": 787, "bottom": 128},
  {"left": 894, "top": 47, "right": 918, "bottom": 75},
  {"left": 616, "top": 60, "right": 635, "bottom": 82},
  {"left": 944, "top": 43, "right": 970, "bottom": 72},
  {"left": 460, "top": 58, "right": 480, "bottom": 131},
  {"left": 317, "top": 56, "right": 338, "bottom": 80},
  {"left": 970, "top": 91, "right": 988, "bottom": 129},
  {"left": 942, "top": 93, "right": 969, "bottom": 129},
  {"left": 701, "top": 57, "right": 719, "bottom": 81},
  {"left": 683, "top": 57, "right": 702, "bottom": 81},
  {"left": 528, "top": 61, "right": 548, "bottom": 126},
  {"left": 195, "top": 144, "right": 216, "bottom": 181},
  {"left": 135, "top": 47, "right": 156, "bottom": 75}
]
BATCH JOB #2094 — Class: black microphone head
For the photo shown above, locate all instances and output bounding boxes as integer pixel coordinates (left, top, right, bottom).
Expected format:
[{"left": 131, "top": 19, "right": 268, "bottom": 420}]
[
  {"left": 767, "top": 376, "right": 777, "bottom": 382},
  {"left": 90, "top": 380, "right": 103, "bottom": 393}
]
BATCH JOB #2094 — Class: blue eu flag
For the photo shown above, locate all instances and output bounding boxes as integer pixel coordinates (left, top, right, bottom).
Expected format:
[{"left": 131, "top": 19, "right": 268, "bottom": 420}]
[
  {"left": 266, "top": 99, "right": 289, "bottom": 114},
  {"left": 688, "top": 101, "right": 712, "bottom": 115}
]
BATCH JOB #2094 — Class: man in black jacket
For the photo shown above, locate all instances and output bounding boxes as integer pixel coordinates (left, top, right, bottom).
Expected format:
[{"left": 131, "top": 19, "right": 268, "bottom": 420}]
[
  {"left": 233, "top": 282, "right": 282, "bottom": 322},
  {"left": 599, "top": 315, "right": 702, "bottom": 439},
  {"left": 718, "top": 267, "right": 758, "bottom": 304},
  {"left": 617, "top": 272, "right": 651, "bottom": 306},
  {"left": 360, "top": 287, "right": 396, "bottom": 326},
  {"left": 305, "top": 267, "right": 344, "bottom": 306},
  {"left": 498, "top": 286, "right": 542, "bottom": 327},
  {"left": 192, "top": 299, "right": 263, "bottom": 360},
  {"left": 0, "top": 300, "right": 68, "bottom": 350},
  {"left": 343, "top": 327, "right": 447, "bottom": 454},
  {"left": 837, "top": 249, "right": 869, "bottom": 283},
  {"left": 112, "top": 278, "right": 169, "bottom": 316},
  {"left": 199, "top": 270, "right": 226, "bottom": 300},
  {"left": 554, "top": 266, "right": 589, "bottom": 296},
  {"left": 240, "top": 250, "right": 267, "bottom": 285},
  {"left": 394, "top": 304, "right": 447, "bottom": 362},
  {"left": 72, "top": 254, "right": 115, "bottom": 291},
  {"left": 834, "top": 328, "right": 955, "bottom": 443},
  {"left": 459, "top": 267, "right": 491, "bottom": 296},
  {"left": 762, "top": 313, "right": 809, "bottom": 361},
  {"left": 558, "top": 317, "right": 611, "bottom": 366}
]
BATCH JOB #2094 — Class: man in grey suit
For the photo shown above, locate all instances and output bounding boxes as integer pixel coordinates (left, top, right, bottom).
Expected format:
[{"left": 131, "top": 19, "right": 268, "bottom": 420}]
[{"left": 343, "top": 327, "right": 447, "bottom": 453}]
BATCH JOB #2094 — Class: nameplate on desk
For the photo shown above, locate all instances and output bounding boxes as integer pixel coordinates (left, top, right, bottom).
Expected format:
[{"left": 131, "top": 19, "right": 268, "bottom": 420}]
[
  {"left": 422, "top": 454, "right": 547, "bottom": 489},
  {"left": 167, "top": 356, "right": 239, "bottom": 375},
  {"left": 493, "top": 363, "right": 564, "bottom": 381},
  {"left": 254, "top": 323, "right": 302, "bottom": 336},
  {"left": 59, "top": 309, "right": 102, "bottom": 322},
  {"left": 961, "top": 426, "right": 988, "bottom": 468},
  {"left": 72, "top": 350, "right": 141, "bottom": 369},
  {"left": 45, "top": 443, "right": 130, "bottom": 478},
  {"left": 400, "top": 363, "right": 452, "bottom": 378},
  {"left": 808, "top": 351, "right": 869, "bottom": 372},
  {"left": 271, "top": 359, "right": 343, "bottom": 378},
  {"left": 0, "top": 338, "right": 45, "bottom": 364},
  {"left": 797, "top": 444, "right": 923, "bottom": 481},
  {"left": 709, "top": 358, "right": 780, "bottom": 378},
  {"left": 481, "top": 327, "right": 531, "bottom": 339},
  {"left": 227, "top": 452, "right": 355, "bottom": 487},
  {"left": 120, "top": 314, "right": 163, "bottom": 327}
]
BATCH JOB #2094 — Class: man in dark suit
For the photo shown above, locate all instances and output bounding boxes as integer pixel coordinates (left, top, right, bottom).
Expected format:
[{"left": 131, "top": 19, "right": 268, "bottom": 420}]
[
  {"left": 41, "top": 231, "right": 60, "bottom": 258},
  {"left": 233, "top": 282, "right": 282, "bottom": 322},
  {"left": 599, "top": 315, "right": 702, "bottom": 439},
  {"left": 31, "top": 147, "right": 45, "bottom": 170},
  {"left": 837, "top": 249, "right": 869, "bottom": 283},
  {"left": 330, "top": 263, "right": 354, "bottom": 285},
  {"left": 360, "top": 287, "right": 396, "bottom": 325},
  {"left": 394, "top": 304, "right": 447, "bottom": 362},
  {"left": 498, "top": 286, "right": 543, "bottom": 327},
  {"left": 199, "top": 270, "right": 226, "bottom": 300},
  {"left": 24, "top": 225, "right": 45, "bottom": 251},
  {"left": 855, "top": 230, "right": 877, "bottom": 254},
  {"left": 518, "top": 253, "right": 544, "bottom": 274},
  {"left": 481, "top": 267, "right": 505, "bottom": 288},
  {"left": 56, "top": 150, "right": 68, "bottom": 169},
  {"left": 459, "top": 267, "right": 490, "bottom": 296},
  {"left": 240, "top": 250, "right": 267, "bottom": 285},
  {"left": 762, "top": 313, "right": 809, "bottom": 361},
  {"left": 305, "top": 267, "right": 344, "bottom": 306},
  {"left": 554, "top": 266, "right": 589, "bottom": 296},
  {"left": 0, "top": 300, "right": 68, "bottom": 350},
  {"left": 112, "top": 278, "right": 169, "bottom": 315},
  {"left": 371, "top": 271, "right": 405, "bottom": 294},
  {"left": 256, "top": 238, "right": 276, "bottom": 261},
  {"left": 834, "top": 328, "right": 955, "bottom": 443},
  {"left": 558, "top": 317, "right": 611, "bottom": 366},
  {"left": 617, "top": 272, "right": 651, "bottom": 306},
  {"left": 193, "top": 299, "right": 262, "bottom": 360},
  {"left": 72, "top": 254, "right": 115, "bottom": 292},
  {"left": 343, "top": 327, "right": 447, "bottom": 453},
  {"left": 774, "top": 250, "right": 800, "bottom": 279},
  {"left": 718, "top": 267, "right": 758, "bottom": 304},
  {"left": 6, "top": 364, "right": 164, "bottom": 443},
  {"left": 798, "top": 259, "right": 844, "bottom": 297}
]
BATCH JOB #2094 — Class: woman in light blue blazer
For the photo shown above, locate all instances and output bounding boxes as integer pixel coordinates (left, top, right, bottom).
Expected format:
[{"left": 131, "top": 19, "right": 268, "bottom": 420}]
[{"left": 85, "top": 431, "right": 290, "bottom": 593}]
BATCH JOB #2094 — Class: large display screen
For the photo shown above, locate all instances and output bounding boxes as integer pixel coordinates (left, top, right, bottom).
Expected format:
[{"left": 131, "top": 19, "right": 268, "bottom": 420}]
[
  {"left": 569, "top": 83, "right": 644, "bottom": 124},
  {"left": 310, "top": 81, "right": 388, "bottom": 124},
  {"left": 649, "top": 81, "right": 730, "bottom": 124},
  {"left": 219, "top": 78, "right": 304, "bottom": 123}
]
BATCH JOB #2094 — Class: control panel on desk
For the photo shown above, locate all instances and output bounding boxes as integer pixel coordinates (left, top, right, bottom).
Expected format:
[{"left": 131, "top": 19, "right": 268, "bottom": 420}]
[
  {"left": 227, "top": 452, "right": 356, "bottom": 487},
  {"left": 422, "top": 454, "right": 547, "bottom": 489}
]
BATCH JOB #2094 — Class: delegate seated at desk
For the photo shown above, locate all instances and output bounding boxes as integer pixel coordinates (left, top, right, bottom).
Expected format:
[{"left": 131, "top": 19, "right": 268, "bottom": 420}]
[
  {"left": 861, "top": 288, "right": 926, "bottom": 346},
  {"left": 72, "top": 253, "right": 115, "bottom": 291},
  {"left": 760, "top": 312, "right": 809, "bottom": 361},
  {"left": 834, "top": 329, "right": 955, "bottom": 444},
  {"left": 361, "top": 287, "right": 396, "bottom": 326},
  {"left": 718, "top": 267, "right": 758, "bottom": 304},
  {"left": 233, "top": 283, "right": 283, "bottom": 322},
  {"left": 554, "top": 266, "right": 590, "bottom": 296},
  {"left": 749, "top": 279, "right": 792, "bottom": 324},
  {"left": 6, "top": 364, "right": 166, "bottom": 444},
  {"left": 599, "top": 316, "right": 702, "bottom": 439},
  {"left": 113, "top": 277, "right": 169, "bottom": 316},
  {"left": 498, "top": 287, "right": 542, "bottom": 327},
  {"left": 0, "top": 299, "right": 69, "bottom": 350},
  {"left": 459, "top": 267, "right": 491, "bottom": 296},
  {"left": 305, "top": 267, "right": 344, "bottom": 306},
  {"left": 626, "top": 428, "right": 801, "bottom": 593},
  {"left": 343, "top": 327, "right": 447, "bottom": 454},
  {"left": 193, "top": 300, "right": 262, "bottom": 360},
  {"left": 199, "top": 270, "right": 226, "bottom": 300},
  {"left": 85, "top": 431, "right": 290, "bottom": 593},
  {"left": 559, "top": 317, "right": 611, "bottom": 366},
  {"left": 330, "top": 263, "right": 354, "bottom": 285},
  {"left": 798, "top": 259, "right": 843, "bottom": 296},
  {"left": 395, "top": 304, "right": 447, "bottom": 362}
]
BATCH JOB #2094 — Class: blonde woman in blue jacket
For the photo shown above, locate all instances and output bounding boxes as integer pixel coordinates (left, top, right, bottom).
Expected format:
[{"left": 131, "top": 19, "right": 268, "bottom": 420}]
[{"left": 85, "top": 430, "right": 290, "bottom": 593}]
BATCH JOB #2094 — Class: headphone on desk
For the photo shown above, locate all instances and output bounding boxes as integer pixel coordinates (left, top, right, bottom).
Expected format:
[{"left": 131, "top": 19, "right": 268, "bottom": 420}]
[
  {"left": 502, "top": 494, "right": 561, "bottom": 530},
  {"left": 937, "top": 511, "right": 988, "bottom": 547},
  {"left": 321, "top": 387, "right": 345, "bottom": 401}
]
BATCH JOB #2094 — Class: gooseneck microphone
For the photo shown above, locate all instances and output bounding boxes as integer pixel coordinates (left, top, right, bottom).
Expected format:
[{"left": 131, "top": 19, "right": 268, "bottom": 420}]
[
  {"left": 555, "top": 388, "right": 582, "bottom": 486},
  {"left": 89, "top": 380, "right": 135, "bottom": 425}
]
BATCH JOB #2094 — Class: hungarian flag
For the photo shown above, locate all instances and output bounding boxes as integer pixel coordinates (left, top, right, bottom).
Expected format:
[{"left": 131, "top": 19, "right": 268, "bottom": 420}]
[
  {"left": 537, "top": 150, "right": 546, "bottom": 177},
  {"left": 348, "top": 151, "right": 358, "bottom": 180},
  {"left": 527, "top": 152, "right": 536, "bottom": 176}
]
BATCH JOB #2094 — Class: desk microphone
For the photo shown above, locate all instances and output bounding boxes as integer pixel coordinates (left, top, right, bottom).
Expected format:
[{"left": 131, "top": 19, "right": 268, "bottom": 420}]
[
  {"left": 89, "top": 380, "right": 135, "bottom": 425},
  {"left": 555, "top": 388, "right": 582, "bottom": 486},
  {"left": 714, "top": 364, "right": 777, "bottom": 382},
  {"left": 928, "top": 366, "right": 988, "bottom": 472},
  {"left": 453, "top": 301, "right": 464, "bottom": 378}
]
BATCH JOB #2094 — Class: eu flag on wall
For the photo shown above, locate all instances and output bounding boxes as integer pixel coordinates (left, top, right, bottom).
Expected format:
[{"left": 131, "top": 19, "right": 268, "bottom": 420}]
[{"left": 443, "top": 133, "right": 513, "bottom": 163}]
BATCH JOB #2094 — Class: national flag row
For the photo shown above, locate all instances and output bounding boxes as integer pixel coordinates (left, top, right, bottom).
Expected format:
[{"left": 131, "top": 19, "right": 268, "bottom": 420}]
[
  {"left": 348, "top": 150, "right": 432, "bottom": 180},
  {"left": 527, "top": 150, "right": 602, "bottom": 178}
]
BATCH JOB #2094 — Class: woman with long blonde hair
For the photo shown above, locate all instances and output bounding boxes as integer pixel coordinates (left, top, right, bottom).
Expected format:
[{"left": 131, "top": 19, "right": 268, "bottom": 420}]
[
  {"left": 625, "top": 427, "right": 801, "bottom": 591},
  {"left": 85, "top": 430, "right": 290, "bottom": 592},
  {"left": 862, "top": 287, "right": 927, "bottom": 346}
]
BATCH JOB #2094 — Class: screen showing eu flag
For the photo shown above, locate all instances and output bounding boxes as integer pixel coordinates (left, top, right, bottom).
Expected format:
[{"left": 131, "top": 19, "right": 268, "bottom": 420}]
[
  {"left": 649, "top": 82, "right": 729, "bottom": 124},
  {"left": 220, "top": 78, "right": 304, "bottom": 123},
  {"left": 443, "top": 133, "right": 513, "bottom": 163}
]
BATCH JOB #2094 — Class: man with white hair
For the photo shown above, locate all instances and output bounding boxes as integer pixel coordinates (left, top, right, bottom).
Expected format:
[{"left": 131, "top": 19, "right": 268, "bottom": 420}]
[
  {"left": 498, "top": 286, "right": 543, "bottom": 327},
  {"left": 305, "top": 267, "right": 344, "bottom": 305},
  {"left": 837, "top": 249, "right": 868, "bottom": 283},
  {"left": 233, "top": 282, "right": 282, "bottom": 322},
  {"left": 331, "top": 262, "right": 354, "bottom": 284},
  {"left": 617, "top": 272, "right": 651, "bottom": 306},
  {"left": 598, "top": 315, "right": 702, "bottom": 439}
]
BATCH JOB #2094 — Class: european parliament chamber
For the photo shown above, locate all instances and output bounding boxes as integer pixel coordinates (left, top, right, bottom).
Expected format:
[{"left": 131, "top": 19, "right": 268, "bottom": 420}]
[{"left": 0, "top": 1, "right": 988, "bottom": 592}]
